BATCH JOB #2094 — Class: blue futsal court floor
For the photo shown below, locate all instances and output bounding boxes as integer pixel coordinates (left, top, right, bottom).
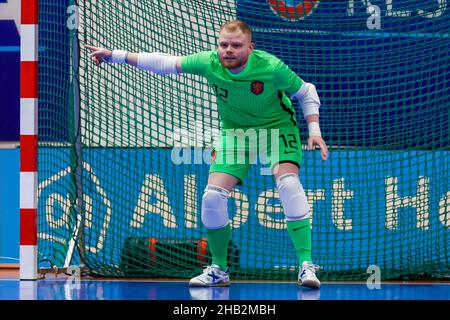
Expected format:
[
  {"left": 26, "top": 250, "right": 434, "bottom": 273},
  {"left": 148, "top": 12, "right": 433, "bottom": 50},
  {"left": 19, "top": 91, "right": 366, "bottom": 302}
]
[{"left": 1, "top": 279, "right": 449, "bottom": 300}]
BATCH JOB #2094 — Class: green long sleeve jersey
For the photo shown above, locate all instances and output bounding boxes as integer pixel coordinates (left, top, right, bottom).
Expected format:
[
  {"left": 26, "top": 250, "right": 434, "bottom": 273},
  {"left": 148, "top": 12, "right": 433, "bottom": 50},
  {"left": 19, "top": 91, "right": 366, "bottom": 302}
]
[{"left": 181, "top": 49, "right": 304, "bottom": 129}]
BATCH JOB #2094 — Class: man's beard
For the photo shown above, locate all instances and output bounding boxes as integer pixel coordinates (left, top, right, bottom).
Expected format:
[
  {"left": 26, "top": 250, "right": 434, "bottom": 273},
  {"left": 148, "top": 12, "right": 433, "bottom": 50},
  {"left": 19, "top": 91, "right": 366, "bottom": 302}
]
[{"left": 220, "top": 56, "right": 248, "bottom": 69}]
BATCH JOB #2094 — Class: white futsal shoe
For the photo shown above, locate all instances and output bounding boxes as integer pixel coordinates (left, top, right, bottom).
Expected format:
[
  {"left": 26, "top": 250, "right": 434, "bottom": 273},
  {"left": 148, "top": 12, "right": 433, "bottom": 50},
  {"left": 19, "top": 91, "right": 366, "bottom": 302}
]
[
  {"left": 298, "top": 262, "right": 321, "bottom": 289},
  {"left": 189, "top": 264, "right": 230, "bottom": 287}
]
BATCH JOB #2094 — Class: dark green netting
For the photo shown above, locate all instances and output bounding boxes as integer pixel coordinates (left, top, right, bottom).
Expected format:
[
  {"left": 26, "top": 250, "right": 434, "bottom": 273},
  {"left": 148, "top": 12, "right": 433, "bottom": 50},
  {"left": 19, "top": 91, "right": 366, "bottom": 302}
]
[{"left": 38, "top": 0, "right": 449, "bottom": 280}]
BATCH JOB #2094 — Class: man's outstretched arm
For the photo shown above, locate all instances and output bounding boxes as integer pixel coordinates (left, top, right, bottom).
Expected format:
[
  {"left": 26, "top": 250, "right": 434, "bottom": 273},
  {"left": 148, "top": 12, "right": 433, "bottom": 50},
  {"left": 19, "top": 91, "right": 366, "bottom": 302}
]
[{"left": 85, "top": 45, "right": 184, "bottom": 74}]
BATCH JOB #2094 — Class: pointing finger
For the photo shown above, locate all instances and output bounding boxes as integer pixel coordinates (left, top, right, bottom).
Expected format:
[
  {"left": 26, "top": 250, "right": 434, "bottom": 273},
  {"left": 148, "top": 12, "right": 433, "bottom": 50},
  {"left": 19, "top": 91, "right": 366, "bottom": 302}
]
[
  {"left": 320, "top": 141, "right": 329, "bottom": 161},
  {"left": 85, "top": 44, "right": 98, "bottom": 51},
  {"left": 322, "top": 148, "right": 328, "bottom": 161},
  {"left": 308, "top": 138, "right": 313, "bottom": 150}
]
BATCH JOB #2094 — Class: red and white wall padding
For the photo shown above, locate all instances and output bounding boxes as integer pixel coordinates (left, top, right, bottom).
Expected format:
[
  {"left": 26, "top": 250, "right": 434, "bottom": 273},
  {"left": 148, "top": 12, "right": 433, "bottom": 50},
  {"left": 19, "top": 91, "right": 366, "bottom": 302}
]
[{"left": 20, "top": 0, "right": 39, "bottom": 280}]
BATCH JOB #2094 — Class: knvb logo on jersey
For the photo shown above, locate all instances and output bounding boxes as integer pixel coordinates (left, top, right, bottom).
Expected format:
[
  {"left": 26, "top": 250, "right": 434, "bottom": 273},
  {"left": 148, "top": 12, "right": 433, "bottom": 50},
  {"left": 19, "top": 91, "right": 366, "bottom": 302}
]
[
  {"left": 268, "top": 0, "right": 320, "bottom": 21},
  {"left": 251, "top": 80, "right": 264, "bottom": 95}
]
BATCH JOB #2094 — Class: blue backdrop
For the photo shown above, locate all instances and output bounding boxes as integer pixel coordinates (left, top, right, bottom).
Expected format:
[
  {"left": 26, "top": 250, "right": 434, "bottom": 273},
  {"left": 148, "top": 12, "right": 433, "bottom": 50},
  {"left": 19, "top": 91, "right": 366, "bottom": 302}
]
[{"left": 37, "top": 148, "right": 449, "bottom": 271}]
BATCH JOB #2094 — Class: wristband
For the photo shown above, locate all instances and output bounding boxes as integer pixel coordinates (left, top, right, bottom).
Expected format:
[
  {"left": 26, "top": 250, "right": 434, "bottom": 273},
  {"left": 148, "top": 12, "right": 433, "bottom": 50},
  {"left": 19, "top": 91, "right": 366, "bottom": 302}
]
[
  {"left": 308, "top": 122, "right": 322, "bottom": 137},
  {"left": 105, "top": 50, "right": 128, "bottom": 63}
]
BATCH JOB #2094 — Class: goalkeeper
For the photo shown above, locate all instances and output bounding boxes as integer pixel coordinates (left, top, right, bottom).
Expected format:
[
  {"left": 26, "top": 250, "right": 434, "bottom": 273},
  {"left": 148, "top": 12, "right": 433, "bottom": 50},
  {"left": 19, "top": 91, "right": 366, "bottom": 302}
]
[{"left": 86, "top": 19, "right": 328, "bottom": 289}]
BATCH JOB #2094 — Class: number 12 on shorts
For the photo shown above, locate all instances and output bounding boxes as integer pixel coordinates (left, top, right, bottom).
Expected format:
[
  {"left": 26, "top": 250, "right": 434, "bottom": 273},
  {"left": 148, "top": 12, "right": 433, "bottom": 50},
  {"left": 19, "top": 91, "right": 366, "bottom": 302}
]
[{"left": 280, "top": 133, "right": 298, "bottom": 153}]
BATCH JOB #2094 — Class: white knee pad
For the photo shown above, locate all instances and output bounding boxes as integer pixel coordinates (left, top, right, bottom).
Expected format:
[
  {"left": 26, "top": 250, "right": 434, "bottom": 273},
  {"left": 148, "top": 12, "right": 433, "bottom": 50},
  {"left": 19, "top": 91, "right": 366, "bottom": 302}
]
[
  {"left": 201, "top": 185, "right": 230, "bottom": 229},
  {"left": 276, "top": 173, "right": 310, "bottom": 221}
]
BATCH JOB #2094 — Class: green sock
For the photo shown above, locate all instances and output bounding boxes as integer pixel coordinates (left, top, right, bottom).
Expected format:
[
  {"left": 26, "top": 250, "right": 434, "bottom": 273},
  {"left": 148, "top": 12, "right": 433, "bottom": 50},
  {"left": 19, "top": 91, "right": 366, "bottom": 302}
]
[
  {"left": 286, "top": 218, "right": 312, "bottom": 265},
  {"left": 206, "top": 224, "right": 231, "bottom": 271}
]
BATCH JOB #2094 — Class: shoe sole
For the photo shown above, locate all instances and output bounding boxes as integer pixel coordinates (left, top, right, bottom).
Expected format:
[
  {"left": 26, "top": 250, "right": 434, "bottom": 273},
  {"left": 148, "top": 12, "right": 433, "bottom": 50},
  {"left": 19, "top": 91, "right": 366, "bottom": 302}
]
[{"left": 299, "top": 280, "right": 320, "bottom": 289}]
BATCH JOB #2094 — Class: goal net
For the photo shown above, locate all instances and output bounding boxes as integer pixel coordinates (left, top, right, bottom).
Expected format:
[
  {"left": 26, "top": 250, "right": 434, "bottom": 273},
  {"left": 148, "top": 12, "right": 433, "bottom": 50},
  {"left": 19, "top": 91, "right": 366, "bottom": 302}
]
[{"left": 37, "top": 0, "right": 449, "bottom": 280}]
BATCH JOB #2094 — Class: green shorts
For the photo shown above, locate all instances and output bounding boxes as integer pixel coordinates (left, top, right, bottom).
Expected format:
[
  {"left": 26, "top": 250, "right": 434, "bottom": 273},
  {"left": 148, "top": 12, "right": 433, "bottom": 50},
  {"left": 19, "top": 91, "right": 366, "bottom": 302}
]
[{"left": 209, "top": 126, "right": 302, "bottom": 184}]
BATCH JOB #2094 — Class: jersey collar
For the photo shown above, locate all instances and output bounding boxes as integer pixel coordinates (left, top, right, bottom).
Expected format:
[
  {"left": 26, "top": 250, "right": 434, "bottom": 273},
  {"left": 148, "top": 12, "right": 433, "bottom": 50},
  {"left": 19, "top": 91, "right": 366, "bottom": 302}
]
[{"left": 224, "top": 51, "right": 254, "bottom": 78}]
